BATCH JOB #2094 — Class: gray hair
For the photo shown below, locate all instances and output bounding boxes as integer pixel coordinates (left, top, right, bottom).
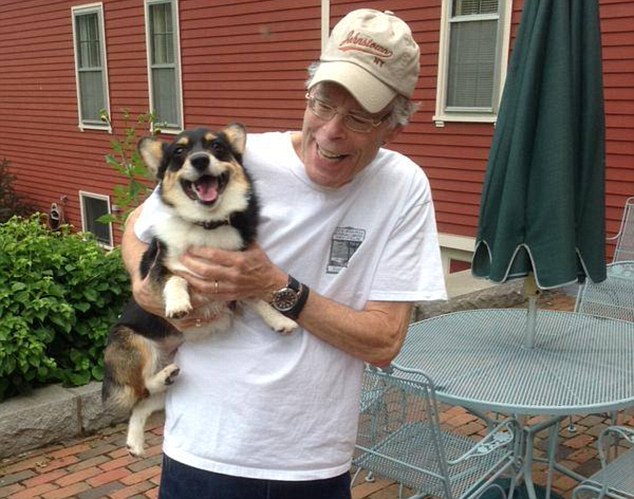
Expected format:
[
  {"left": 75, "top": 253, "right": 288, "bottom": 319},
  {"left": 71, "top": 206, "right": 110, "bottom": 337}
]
[{"left": 306, "top": 62, "right": 420, "bottom": 127}]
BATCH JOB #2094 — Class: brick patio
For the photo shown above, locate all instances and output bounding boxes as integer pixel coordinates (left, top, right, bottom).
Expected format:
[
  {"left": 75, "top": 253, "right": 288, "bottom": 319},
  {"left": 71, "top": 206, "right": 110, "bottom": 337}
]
[{"left": 2, "top": 408, "right": 632, "bottom": 498}]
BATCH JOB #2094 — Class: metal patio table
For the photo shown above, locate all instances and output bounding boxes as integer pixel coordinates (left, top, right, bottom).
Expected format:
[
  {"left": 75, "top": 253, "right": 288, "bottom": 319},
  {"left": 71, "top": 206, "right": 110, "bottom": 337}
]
[{"left": 393, "top": 309, "right": 634, "bottom": 499}]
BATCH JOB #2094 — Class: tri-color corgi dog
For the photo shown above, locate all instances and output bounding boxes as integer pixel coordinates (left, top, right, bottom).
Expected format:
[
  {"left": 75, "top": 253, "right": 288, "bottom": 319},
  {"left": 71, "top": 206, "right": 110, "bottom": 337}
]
[{"left": 102, "top": 124, "right": 297, "bottom": 457}]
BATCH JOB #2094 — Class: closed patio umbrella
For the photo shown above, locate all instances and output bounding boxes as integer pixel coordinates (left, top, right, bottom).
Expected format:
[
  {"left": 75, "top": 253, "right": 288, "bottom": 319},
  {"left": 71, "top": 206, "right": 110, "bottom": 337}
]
[
  {"left": 471, "top": 4, "right": 608, "bottom": 495},
  {"left": 472, "top": 0, "right": 606, "bottom": 293}
]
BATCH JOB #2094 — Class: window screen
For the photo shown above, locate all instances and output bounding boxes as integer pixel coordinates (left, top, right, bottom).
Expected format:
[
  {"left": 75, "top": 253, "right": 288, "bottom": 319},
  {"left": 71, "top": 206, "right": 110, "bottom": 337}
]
[
  {"left": 446, "top": 0, "right": 499, "bottom": 111},
  {"left": 148, "top": 1, "right": 181, "bottom": 129},
  {"left": 81, "top": 194, "right": 113, "bottom": 247},
  {"left": 73, "top": 7, "right": 108, "bottom": 126}
]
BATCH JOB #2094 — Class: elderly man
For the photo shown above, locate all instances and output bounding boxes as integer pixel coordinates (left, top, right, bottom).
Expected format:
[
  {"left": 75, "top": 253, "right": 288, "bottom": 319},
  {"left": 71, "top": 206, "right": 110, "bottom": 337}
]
[{"left": 122, "top": 8, "right": 446, "bottom": 499}]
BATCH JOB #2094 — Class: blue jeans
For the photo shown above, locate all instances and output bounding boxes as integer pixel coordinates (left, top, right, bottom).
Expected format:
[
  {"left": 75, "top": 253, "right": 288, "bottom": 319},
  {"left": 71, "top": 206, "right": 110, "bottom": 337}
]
[{"left": 159, "top": 454, "right": 352, "bottom": 499}]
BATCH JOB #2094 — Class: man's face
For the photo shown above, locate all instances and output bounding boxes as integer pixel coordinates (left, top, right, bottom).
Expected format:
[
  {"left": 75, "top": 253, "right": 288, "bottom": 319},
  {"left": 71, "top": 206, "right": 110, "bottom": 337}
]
[{"left": 294, "top": 83, "right": 402, "bottom": 188}]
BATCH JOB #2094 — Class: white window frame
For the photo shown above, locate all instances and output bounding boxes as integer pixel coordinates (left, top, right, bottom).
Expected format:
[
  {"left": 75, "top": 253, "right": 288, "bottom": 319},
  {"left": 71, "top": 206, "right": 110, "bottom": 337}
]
[
  {"left": 438, "top": 233, "right": 476, "bottom": 275},
  {"left": 71, "top": 3, "right": 111, "bottom": 132},
  {"left": 433, "top": 0, "right": 513, "bottom": 126},
  {"left": 144, "top": 0, "right": 184, "bottom": 134},
  {"left": 79, "top": 191, "right": 113, "bottom": 248}
]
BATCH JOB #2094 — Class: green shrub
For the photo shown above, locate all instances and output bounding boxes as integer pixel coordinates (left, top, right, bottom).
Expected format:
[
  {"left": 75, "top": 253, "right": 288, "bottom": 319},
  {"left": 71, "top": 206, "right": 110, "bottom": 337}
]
[{"left": 0, "top": 215, "right": 131, "bottom": 401}]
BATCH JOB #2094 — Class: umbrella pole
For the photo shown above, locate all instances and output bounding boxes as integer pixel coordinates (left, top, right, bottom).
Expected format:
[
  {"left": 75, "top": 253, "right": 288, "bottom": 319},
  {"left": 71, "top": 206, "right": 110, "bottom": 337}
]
[{"left": 524, "top": 273, "right": 540, "bottom": 348}]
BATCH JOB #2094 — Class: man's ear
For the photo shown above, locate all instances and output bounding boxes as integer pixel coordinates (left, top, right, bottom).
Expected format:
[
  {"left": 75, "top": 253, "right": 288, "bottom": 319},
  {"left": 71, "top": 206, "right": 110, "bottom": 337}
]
[
  {"left": 382, "top": 125, "right": 403, "bottom": 146},
  {"left": 138, "top": 137, "right": 165, "bottom": 179}
]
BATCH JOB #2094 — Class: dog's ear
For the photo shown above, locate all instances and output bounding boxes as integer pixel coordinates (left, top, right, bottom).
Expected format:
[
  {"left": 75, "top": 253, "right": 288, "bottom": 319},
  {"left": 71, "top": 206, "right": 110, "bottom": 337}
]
[
  {"left": 138, "top": 137, "right": 166, "bottom": 179},
  {"left": 222, "top": 123, "right": 247, "bottom": 156}
]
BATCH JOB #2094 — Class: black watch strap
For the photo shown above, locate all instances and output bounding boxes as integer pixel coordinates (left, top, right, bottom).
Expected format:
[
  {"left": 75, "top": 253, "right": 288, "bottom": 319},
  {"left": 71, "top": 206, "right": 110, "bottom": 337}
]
[
  {"left": 287, "top": 275, "right": 301, "bottom": 293},
  {"left": 286, "top": 280, "right": 310, "bottom": 320}
]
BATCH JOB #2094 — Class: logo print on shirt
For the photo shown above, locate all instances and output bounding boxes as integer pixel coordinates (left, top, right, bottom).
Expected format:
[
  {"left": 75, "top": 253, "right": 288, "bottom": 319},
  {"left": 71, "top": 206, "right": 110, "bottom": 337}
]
[{"left": 327, "top": 227, "right": 365, "bottom": 274}]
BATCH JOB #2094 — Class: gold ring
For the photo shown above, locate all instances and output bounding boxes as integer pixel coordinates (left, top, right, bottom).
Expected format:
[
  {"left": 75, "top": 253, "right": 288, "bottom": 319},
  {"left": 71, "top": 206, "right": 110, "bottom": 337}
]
[{"left": 214, "top": 280, "right": 219, "bottom": 294}]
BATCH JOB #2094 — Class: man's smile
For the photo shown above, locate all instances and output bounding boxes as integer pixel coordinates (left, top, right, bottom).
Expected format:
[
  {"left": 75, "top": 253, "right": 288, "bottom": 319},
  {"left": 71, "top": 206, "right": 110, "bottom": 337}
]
[{"left": 317, "top": 144, "right": 348, "bottom": 161}]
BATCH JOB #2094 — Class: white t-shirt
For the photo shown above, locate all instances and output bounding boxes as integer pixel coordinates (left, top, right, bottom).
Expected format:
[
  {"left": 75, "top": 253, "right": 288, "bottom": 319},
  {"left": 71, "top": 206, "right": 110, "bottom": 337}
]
[{"left": 135, "top": 131, "right": 446, "bottom": 481}]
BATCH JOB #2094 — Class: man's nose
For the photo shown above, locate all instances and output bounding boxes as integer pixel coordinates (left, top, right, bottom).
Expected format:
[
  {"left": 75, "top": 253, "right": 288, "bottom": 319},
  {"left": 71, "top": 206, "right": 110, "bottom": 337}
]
[{"left": 320, "top": 112, "right": 347, "bottom": 138}]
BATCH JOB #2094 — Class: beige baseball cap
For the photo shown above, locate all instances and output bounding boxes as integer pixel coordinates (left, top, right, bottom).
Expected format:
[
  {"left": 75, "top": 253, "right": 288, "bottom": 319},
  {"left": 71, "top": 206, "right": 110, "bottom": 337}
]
[{"left": 309, "top": 9, "right": 420, "bottom": 113}]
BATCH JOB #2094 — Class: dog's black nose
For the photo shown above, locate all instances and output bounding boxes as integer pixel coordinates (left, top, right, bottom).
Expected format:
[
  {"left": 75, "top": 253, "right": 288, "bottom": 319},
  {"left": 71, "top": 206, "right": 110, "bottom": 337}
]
[{"left": 190, "top": 154, "right": 210, "bottom": 172}]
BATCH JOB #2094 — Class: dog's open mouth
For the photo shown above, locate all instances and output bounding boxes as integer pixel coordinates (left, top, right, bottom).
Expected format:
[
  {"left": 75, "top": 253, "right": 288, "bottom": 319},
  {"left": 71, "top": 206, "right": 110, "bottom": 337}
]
[{"left": 182, "top": 172, "right": 229, "bottom": 205}]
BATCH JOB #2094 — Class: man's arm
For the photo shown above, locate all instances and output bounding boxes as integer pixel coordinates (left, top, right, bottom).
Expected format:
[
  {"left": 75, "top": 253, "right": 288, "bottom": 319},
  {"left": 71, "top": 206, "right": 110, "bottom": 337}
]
[
  {"left": 300, "top": 297, "right": 412, "bottom": 367},
  {"left": 121, "top": 206, "right": 168, "bottom": 318},
  {"left": 121, "top": 207, "right": 145, "bottom": 282}
]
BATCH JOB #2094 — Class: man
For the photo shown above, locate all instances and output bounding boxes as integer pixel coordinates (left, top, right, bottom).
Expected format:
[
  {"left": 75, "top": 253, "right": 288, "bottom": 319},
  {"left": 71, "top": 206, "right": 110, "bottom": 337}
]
[{"left": 122, "top": 8, "right": 446, "bottom": 499}]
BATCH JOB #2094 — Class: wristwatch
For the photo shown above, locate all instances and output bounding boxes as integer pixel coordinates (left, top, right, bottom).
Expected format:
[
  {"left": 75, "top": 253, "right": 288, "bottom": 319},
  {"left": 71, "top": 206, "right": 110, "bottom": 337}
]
[{"left": 270, "top": 275, "right": 310, "bottom": 320}]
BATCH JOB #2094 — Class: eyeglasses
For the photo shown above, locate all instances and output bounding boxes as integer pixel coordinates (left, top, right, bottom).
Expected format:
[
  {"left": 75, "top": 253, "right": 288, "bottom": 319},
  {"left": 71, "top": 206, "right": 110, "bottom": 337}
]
[{"left": 305, "top": 93, "right": 390, "bottom": 133}]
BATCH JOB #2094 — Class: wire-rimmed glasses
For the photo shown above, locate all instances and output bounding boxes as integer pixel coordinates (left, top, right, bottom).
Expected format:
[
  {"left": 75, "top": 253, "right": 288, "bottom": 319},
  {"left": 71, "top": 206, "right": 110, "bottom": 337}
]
[{"left": 305, "top": 93, "right": 390, "bottom": 133}]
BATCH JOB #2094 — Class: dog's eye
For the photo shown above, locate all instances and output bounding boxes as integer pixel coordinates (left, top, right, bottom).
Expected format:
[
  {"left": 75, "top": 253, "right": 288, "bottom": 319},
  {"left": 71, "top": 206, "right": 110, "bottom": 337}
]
[
  {"left": 210, "top": 140, "right": 228, "bottom": 158},
  {"left": 173, "top": 146, "right": 186, "bottom": 156}
]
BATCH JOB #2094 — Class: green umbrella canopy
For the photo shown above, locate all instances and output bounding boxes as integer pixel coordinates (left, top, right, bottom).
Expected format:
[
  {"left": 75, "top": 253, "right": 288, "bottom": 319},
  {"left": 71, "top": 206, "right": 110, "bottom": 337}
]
[{"left": 472, "top": 0, "right": 606, "bottom": 289}]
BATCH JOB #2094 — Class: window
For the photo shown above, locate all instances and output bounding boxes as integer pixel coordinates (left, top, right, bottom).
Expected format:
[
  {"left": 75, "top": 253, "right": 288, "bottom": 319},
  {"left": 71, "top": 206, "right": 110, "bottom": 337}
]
[
  {"left": 72, "top": 4, "right": 110, "bottom": 130},
  {"left": 434, "top": 0, "right": 512, "bottom": 125},
  {"left": 79, "top": 192, "right": 113, "bottom": 248},
  {"left": 145, "top": 0, "right": 183, "bottom": 132}
]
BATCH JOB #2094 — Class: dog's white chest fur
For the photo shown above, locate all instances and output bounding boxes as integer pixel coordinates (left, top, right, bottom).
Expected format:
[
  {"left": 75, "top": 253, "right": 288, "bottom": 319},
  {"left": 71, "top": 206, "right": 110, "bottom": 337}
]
[{"left": 155, "top": 212, "right": 244, "bottom": 271}]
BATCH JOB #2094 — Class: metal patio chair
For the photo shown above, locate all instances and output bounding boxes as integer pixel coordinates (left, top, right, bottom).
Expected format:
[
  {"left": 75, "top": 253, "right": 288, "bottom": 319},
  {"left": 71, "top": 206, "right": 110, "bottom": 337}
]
[
  {"left": 574, "top": 261, "right": 634, "bottom": 323},
  {"left": 572, "top": 425, "right": 634, "bottom": 498},
  {"left": 352, "top": 365, "right": 519, "bottom": 499},
  {"left": 568, "top": 261, "right": 634, "bottom": 431},
  {"left": 555, "top": 261, "right": 634, "bottom": 494},
  {"left": 609, "top": 197, "right": 634, "bottom": 263}
]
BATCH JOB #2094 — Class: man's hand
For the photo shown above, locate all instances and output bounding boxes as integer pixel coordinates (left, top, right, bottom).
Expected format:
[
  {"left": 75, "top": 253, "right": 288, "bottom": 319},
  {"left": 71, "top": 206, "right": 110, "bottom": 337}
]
[{"left": 177, "top": 243, "right": 288, "bottom": 303}]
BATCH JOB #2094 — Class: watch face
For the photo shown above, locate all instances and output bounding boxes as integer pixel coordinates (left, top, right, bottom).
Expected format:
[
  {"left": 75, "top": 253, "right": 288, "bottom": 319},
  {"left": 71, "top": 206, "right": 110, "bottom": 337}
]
[{"left": 273, "top": 288, "right": 298, "bottom": 312}]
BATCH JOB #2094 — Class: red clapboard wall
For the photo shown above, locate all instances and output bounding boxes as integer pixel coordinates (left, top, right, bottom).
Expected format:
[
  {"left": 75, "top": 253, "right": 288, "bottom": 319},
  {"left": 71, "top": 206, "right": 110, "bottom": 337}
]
[
  {"left": 601, "top": 0, "right": 634, "bottom": 242},
  {"left": 0, "top": 0, "right": 320, "bottom": 244},
  {"left": 178, "top": 0, "right": 320, "bottom": 131},
  {"left": 0, "top": 0, "right": 632, "bottom": 258}
]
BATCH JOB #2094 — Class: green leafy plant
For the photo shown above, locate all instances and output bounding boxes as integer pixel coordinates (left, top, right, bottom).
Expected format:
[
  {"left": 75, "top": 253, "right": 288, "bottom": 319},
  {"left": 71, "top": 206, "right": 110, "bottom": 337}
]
[
  {"left": 0, "top": 158, "right": 35, "bottom": 223},
  {"left": 98, "top": 109, "right": 163, "bottom": 225},
  {"left": 0, "top": 215, "right": 131, "bottom": 400}
]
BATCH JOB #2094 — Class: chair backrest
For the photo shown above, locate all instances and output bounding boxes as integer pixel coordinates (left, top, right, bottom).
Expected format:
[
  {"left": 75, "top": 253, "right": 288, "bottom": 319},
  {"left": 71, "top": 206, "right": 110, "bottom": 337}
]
[
  {"left": 355, "top": 366, "right": 451, "bottom": 496},
  {"left": 611, "top": 197, "right": 634, "bottom": 263},
  {"left": 354, "top": 365, "right": 517, "bottom": 498},
  {"left": 575, "top": 261, "right": 634, "bottom": 322}
]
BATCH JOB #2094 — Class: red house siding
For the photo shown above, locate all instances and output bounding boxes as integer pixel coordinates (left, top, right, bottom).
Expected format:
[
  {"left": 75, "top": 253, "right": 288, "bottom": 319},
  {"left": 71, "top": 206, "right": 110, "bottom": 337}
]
[
  {"left": 0, "top": 0, "right": 150, "bottom": 242},
  {"left": 602, "top": 0, "right": 634, "bottom": 244},
  {"left": 179, "top": 0, "right": 320, "bottom": 131},
  {"left": 0, "top": 0, "right": 320, "bottom": 244},
  {"left": 1, "top": 0, "right": 633, "bottom": 260}
]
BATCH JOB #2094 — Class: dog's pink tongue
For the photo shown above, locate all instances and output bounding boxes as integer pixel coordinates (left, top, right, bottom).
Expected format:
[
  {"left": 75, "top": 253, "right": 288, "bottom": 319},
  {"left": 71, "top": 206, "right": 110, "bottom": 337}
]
[{"left": 195, "top": 178, "right": 219, "bottom": 203}]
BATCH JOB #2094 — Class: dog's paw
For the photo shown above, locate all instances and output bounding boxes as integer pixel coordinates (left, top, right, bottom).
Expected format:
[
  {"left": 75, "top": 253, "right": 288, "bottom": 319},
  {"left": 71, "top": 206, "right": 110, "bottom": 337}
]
[
  {"left": 245, "top": 300, "right": 298, "bottom": 335},
  {"left": 161, "top": 364, "right": 181, "bottom": 385},
  {"left": 168, "top": 310, "right": 189, "bottom": 320},
  {"left": 126, "top": 440, "right": 145, "bottom": 458},
  {"left": 164, "top": 277, "right": 193, "bottom": 318},
  {"left": 126, "top": 423, "right": 146, "bottom": 458},
  {"left": 165, "top": 299, "right": 193, "bottom": 319},
  {"left": 272, "top": 316, "right": 298, "bottom": 335}
]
